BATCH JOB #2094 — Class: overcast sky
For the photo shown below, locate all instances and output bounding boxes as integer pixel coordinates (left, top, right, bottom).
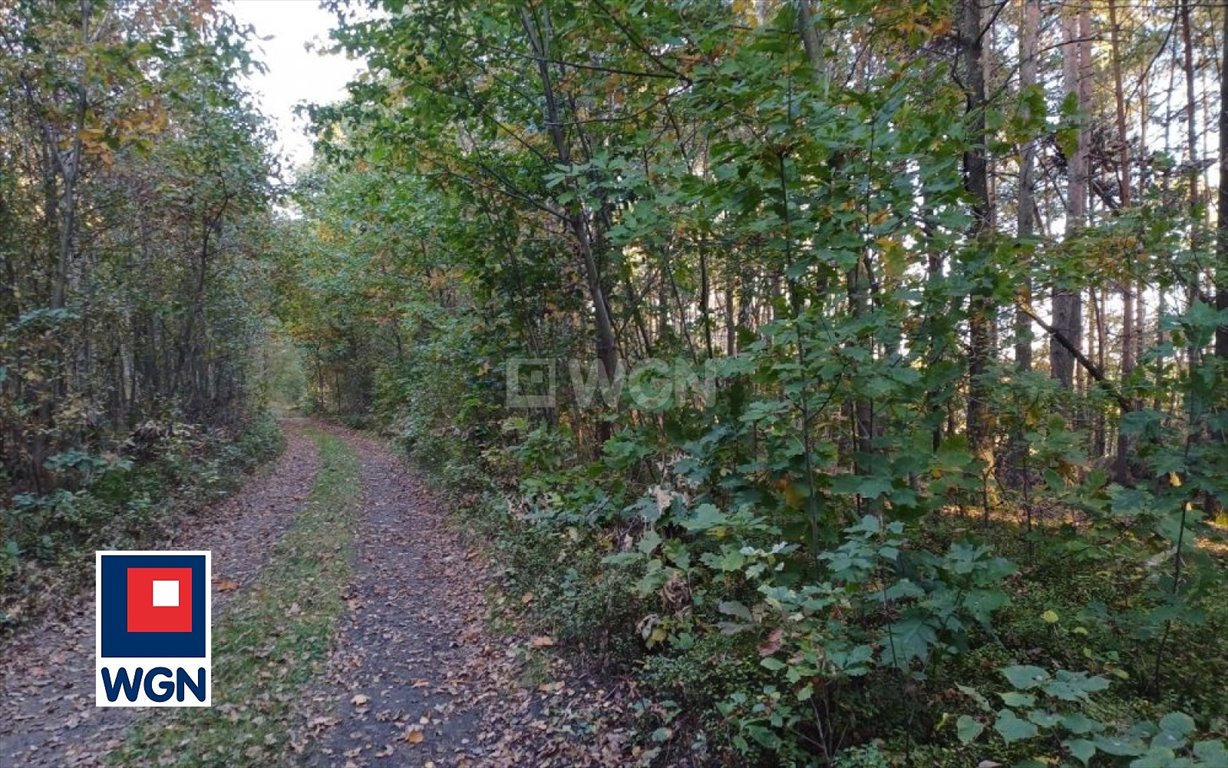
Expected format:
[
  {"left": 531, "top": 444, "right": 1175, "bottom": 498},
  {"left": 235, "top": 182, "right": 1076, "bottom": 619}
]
[{"left": 225, "top": 0, "right": 363, "bottom": 173}]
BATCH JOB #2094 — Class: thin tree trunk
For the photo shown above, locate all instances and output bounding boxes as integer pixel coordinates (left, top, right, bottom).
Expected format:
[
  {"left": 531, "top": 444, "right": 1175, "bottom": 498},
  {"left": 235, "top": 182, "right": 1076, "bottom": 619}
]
[
  {"left": 1015, "top": 0, "right": 1039, "bottom": 376},
  {"left": 1217, "top": 0, "right": 1228, "bottom": 362},
  {"left": 959, "top": 0, "right": 995, "bottom": 506},
  {"left": 1051, "top": 6, "right": 1087, "bottom": 391},
  {"left": 520, "top": 6, "right": 619, "bottom": 395},
  {"left": 1109, "top": 0, "right": 1137, "bottom": 481}
]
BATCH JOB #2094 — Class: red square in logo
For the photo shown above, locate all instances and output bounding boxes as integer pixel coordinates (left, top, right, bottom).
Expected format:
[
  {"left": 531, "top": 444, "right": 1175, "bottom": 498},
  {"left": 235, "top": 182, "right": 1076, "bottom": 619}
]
[{"left": 126, "top": 567, "right": 193, "bottom": 633}]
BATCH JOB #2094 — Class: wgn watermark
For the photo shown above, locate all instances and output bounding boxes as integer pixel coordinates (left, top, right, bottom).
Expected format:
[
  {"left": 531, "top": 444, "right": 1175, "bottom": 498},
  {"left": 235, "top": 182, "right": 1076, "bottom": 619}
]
[{"left": 506, "top": 358, "right": 722, "bottom": 410}]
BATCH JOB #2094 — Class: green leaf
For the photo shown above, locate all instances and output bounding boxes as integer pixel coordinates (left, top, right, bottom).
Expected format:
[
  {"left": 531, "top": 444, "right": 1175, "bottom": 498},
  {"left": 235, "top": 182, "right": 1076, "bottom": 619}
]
[
  {"left": 602, "top": 551, "right": 642, "bottom": 566},
  {"left": 883, "top": 616, "right": 937, "bottom": 666},
  {"left": 679, "top": 503, "right": 727, "bottom": 532},
  {"left": 700, "top": 546, "right": 746, "bottom": 572},
  {"left": 993, "top": 709, "right": 1039, "bottom": 744},
  {"left": 1027, "top": 709, "right": 1061, "bottom": 728},
  {"left": 718, "top": 600, "right": 753, "bottom": 622},
  {"left": 1095, "top": 735, "right": 1146, "bottom": 757},
  {"left": 1059, "top": 712, "right": 1103, "bottom": 735},
  {"left": 1064, "top": 738, "right": 1097, "bottom": 766},
  {"left": 1157, "top": 712, "right": 1195, "bottom": 739},
  {"left": 956, "top": 684, "right": 991, "bottom": 712},
  {"left": 998, "top": 691, "right": 1035, "bottom": 707},
  {"left": 637, "top": 529, "right": 662, "bottom": 555},
  {"left": 1193, "top": 740, "right": 1228, "bottom": 763},
  {"left": 956, "top": 715, "right": 984, "bottom": 745},
  {"left": 1129, "top": 746, "right": 1177, "bottom": 768},
  {"left": 1041, "top": 670, "right": 1110, "bottom": 702},
  {"left": 1000, "top": 664, "right": 1049, "bottom": 690}
]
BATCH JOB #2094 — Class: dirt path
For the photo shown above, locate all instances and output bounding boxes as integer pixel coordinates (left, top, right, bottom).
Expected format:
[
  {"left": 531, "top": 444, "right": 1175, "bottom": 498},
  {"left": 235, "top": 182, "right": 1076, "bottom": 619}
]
[
  {"left": 291, "top": 428, "right": 487, "bottom": 765},
  {"left": 293, "top": 426, "right": 641, "bottom": 768},
  {"left": 0, "top": 421, "right": 639, "bottom": 767},
  {"left": 0, "top": 422, "right": 321, "bottom": 767}
]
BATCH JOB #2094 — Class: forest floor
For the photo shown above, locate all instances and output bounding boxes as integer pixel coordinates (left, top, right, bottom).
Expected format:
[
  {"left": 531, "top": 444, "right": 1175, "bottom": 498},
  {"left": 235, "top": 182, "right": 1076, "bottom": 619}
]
[{"left": 0, "top": 420, "right": 643, "bottom": 768}]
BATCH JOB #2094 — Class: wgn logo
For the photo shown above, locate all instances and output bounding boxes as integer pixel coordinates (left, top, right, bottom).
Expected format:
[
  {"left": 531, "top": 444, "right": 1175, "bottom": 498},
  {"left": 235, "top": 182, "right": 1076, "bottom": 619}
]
[{"left": 95, "top": 551, "right": 211, "bottom": 707}]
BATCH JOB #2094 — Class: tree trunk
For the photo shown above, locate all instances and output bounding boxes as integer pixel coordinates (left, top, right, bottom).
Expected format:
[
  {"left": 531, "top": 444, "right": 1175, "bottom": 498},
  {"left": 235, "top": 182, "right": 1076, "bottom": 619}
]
[
  {"left": 1015, "top": 0, "right": 1039, "bottom": 376},
  {"left": 1217, "top": 0, "right": 1228, "bottom": 362},
  {"left": 1051, "top": 6, "right": 1087, "bottom": 391},
  {"left": 959, "top": 0, "right": 995, "bottom": 501},
  {"left": 1108, "top": 0, "right": 1137, "bottom": 481},
  {"left": 519, "top": 6, "right": 619, "bottom": 393}
]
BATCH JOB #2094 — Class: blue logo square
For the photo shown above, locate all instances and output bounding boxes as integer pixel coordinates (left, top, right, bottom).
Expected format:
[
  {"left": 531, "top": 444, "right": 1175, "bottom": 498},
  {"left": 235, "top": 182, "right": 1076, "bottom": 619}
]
[{"left": 99, "top": 553, "right": 208, "bottom": 658}]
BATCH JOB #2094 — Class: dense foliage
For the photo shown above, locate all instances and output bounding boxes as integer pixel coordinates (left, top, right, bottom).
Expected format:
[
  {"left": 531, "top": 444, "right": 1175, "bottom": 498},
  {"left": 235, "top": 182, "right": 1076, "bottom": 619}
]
[
  {"left": 279, "top": 0, "right": 1228, "bottom": 765},
  {"left": 0, "top": 0, "right": 281, "bottom": 622},
  {"left": 5, "top": 0, "right": 1228, "bottom": 764}
]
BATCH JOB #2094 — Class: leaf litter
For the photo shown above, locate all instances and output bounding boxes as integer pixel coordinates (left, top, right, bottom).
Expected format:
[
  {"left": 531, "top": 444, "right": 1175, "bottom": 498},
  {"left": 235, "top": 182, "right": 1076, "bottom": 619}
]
[
  {"left": 0, "top": 421, "right": 322, "bottom": 767},
  {"left": 1, "top": 420, "right": 656, "bottom": 767}
]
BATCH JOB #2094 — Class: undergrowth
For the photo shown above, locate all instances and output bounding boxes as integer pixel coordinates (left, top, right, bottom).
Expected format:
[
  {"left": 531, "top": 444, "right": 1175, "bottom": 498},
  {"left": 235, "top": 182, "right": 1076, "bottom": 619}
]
[
  {"left": 0, "top": 411, "right": 284, "bottom": 635},
  {"left": 407, "top": 414, "right": 1228, "bottom": 767}
]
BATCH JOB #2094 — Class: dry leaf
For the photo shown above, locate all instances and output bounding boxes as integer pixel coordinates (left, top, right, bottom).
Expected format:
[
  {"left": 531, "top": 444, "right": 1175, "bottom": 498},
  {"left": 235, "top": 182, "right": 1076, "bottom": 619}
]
[
  {"left": 404, "top": 726, "right": 425, "bottom": 745},
  {"left": 351, "top": 693, "right": 370, "bottom": 707},
  {"left": 214, "top": 578, "right": 240, "bottom": 592},
  {"left": 758, "top": 627, "right": 783, "bottom": 656},
  {"left": 529, "top": 635, "right": 555, "bottom": 648}
]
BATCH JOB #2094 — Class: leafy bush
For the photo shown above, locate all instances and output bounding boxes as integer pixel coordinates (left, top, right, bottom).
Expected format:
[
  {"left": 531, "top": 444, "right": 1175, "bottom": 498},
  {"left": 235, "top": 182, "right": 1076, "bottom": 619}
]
[{"left": 0, "top": 412, "right": 283, "bottom": 633}]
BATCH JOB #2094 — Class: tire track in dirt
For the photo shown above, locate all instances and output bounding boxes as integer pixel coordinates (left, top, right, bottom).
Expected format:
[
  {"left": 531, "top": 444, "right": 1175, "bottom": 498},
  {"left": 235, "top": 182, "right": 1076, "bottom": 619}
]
[
  {"left": 293, "top": 426, "right": 644, "bottom": 768},
  {"left": 0, "top": 420, "right": 321, "bottom": 767},
  {"left": 293, "top": 426, "right": 488, "bottom": 766}
]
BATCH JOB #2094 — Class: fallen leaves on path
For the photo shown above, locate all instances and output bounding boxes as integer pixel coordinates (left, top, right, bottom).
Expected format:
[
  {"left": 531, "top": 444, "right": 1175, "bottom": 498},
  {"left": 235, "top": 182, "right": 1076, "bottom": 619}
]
[
  {"left": 0, "top": 422, "right": 323, "bottom": 768},
  {"left": 292, "top": 426, "right": 663, "bottom": 767}
]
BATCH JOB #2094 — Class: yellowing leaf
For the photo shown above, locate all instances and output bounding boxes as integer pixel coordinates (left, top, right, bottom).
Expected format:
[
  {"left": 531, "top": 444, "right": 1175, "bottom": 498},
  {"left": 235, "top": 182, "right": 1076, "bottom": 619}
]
[{"left": 1041, "top": 610, "right": 1059, "bottom": 624}]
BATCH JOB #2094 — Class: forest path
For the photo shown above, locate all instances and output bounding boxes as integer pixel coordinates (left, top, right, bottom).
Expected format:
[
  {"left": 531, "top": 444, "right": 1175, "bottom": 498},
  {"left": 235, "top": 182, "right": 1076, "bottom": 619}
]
[
  {"left": 0, "top": 420, "right": 322, "bottom": 766},
  {"left": 290, "top": 424, "right": 636, "bottom": 767},
  {"left": 0, "top": 421, "right": 635, "bottom": 767}
]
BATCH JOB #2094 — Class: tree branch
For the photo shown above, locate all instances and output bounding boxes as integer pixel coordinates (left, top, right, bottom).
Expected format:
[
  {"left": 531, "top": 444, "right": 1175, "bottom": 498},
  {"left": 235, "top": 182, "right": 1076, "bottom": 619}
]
[{"left": 1016, "top": 300, "right": 1132, "bottom": 411}]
